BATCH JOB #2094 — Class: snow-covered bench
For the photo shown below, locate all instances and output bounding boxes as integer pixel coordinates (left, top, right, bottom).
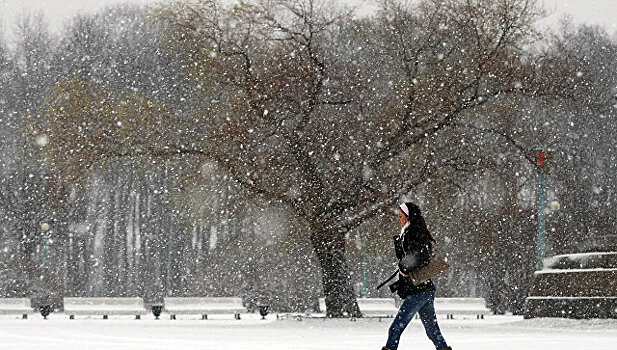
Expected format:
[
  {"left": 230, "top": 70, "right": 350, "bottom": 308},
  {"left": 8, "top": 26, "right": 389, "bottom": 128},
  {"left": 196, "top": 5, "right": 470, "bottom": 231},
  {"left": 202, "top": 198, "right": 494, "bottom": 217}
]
[
  {"left": 356, "top": 298, "right": 398, "bottom": 318},
  {"left": 0, "top": 298, "right": 33, "bottom": 319},
  {"left": 318, "top": 297, "right": 398, "bottom": 320},
  {"left": 63, "top": 297, "right": 147, "bottom": 319},
  {"left": 434, "top": 298, "right": 489, "bottom": 319},
  {"left": 164, "top": 297, "right": 245, "bottom": 320},
  {"left": 317, "top": 297, "right": 488, "bottom": 320}
]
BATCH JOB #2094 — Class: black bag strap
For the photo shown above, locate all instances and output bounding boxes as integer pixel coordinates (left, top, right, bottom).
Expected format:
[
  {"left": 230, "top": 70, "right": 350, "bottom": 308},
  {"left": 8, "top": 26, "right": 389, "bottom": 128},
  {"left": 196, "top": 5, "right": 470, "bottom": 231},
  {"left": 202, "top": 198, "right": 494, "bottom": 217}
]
[{"left": 376, "top": 270, "right": 399, "bottom": 290}]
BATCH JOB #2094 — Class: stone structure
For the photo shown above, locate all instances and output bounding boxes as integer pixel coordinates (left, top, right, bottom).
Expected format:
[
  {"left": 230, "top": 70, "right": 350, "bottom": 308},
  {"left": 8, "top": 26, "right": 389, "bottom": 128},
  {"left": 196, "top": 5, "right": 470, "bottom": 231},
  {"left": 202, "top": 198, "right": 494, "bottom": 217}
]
[{"left": 524, "top": 251, "right": 617, "bottom": 319}]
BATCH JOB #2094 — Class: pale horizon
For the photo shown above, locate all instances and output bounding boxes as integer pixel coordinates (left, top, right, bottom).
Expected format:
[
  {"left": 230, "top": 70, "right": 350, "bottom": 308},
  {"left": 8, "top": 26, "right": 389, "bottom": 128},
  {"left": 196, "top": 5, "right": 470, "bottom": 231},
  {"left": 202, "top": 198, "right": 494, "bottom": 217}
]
[{"left": 0, "top": 0, "right": 616, "bottom": 40}]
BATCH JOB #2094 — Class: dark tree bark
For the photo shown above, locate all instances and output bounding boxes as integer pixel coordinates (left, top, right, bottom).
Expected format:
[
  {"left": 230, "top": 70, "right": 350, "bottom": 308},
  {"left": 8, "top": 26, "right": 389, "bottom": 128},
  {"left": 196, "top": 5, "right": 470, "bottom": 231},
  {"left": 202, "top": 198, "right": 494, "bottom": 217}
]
[{"left": 310, "top": 228, "right": 361, "bottom": 317}]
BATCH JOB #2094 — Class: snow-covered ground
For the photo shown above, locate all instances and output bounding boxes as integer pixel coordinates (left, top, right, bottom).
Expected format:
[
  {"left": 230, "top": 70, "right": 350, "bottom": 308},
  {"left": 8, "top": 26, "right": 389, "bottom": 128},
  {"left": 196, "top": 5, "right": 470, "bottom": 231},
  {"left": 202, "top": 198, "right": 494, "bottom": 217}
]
[{"left": 1, "top": 313, "right": 616, "bottom": 349}]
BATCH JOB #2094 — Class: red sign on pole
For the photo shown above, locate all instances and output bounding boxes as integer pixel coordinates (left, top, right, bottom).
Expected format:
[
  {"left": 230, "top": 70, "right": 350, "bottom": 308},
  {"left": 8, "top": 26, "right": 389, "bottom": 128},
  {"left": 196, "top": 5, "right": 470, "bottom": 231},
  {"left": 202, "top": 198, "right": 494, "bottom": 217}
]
[{"left": 534, "top": 150, "right": 548, "bottom": 169}]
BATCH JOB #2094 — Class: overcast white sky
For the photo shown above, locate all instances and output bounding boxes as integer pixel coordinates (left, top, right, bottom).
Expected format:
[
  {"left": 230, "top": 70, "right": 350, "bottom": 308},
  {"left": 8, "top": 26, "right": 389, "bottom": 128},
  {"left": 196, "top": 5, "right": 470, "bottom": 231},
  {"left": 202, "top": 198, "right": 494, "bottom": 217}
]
[{"left": 0, "top": 0, "right": 616, "bottom": 38}]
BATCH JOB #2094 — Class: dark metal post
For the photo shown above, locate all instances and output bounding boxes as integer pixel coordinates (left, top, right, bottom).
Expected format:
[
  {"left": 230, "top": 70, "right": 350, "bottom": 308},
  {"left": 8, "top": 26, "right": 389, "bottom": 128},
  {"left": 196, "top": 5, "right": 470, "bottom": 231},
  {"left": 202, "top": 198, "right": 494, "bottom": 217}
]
[{"left": 535, "top": 145, "right": 547, "bottom": 270}]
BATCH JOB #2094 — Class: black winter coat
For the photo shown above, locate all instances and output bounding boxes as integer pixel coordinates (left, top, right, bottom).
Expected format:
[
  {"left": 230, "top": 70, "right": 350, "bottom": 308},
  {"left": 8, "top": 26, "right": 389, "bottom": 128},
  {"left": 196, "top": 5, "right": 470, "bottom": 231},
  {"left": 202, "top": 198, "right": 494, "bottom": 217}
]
[{"left": 392, "top": 222, "right": 436, "bottom": 298}]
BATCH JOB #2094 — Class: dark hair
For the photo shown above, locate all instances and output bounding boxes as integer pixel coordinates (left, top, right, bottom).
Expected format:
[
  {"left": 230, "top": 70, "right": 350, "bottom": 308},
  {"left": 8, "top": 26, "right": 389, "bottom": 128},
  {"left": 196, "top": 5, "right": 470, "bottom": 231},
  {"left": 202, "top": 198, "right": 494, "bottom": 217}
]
[{"left": 402, "top": 202, "right": 436, "bottom": 242}]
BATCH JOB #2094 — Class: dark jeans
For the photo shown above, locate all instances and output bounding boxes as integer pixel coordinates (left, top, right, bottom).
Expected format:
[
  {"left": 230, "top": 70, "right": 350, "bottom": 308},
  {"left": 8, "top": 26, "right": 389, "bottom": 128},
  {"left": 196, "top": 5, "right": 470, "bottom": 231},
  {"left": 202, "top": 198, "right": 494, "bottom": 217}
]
[{"left": 385, "top": 291, "right": 448, "bottom": 350}]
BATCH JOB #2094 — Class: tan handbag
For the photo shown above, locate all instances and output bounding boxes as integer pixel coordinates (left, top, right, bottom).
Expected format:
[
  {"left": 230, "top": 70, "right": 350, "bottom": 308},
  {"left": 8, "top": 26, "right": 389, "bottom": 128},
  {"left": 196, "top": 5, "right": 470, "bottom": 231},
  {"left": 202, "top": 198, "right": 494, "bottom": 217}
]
[{"left": 409, "top": 249, "right": 450, "bottom": 286}]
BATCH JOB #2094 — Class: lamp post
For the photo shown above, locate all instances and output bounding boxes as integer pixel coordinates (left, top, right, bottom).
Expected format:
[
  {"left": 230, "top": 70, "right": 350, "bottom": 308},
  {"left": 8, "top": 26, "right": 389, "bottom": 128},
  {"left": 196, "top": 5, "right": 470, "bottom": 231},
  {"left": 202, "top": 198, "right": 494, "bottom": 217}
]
[
  {"left": 40, "top": 223, "right": 50, "bottom": 269},
  {"left": 39, "top": 222, "right": 53, "bottom": 320},
  {"left": 534, "top": 145, "right": 548, "bottom": 270},
  {"left": 361, "top": 245, "right": 367, "bottom": 298}
]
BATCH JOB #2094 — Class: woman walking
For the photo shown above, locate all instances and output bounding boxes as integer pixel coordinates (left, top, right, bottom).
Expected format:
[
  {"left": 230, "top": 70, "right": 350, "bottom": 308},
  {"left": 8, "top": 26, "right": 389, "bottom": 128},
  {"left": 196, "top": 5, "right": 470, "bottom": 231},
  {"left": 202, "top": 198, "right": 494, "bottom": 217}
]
[{"left": 382, "top": 202, "right": 451, "bottom": 350}]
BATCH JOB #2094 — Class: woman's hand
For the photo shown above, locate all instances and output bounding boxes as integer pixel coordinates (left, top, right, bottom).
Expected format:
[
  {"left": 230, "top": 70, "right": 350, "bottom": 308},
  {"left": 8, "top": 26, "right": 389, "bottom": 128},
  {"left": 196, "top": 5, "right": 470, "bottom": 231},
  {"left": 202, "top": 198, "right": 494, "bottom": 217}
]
[{"left": 399, "top": 270, "right": 409, "bottom": 277}]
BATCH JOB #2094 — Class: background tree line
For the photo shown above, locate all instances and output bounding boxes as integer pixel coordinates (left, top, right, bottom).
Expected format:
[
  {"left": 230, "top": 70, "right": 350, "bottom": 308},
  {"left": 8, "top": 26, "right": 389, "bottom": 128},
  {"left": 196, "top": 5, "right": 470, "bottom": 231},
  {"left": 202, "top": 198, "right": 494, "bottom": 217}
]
[{"left": 0, "top": 0, "right": 616, "bottom": 315}]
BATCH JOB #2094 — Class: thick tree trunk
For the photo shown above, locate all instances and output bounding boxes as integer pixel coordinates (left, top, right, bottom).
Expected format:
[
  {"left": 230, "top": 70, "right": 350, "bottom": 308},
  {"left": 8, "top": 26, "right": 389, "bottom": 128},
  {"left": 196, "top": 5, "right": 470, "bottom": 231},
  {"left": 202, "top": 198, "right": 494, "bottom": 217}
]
[{"left": 310, "top": 229, "right": 361, "bottom": 318}]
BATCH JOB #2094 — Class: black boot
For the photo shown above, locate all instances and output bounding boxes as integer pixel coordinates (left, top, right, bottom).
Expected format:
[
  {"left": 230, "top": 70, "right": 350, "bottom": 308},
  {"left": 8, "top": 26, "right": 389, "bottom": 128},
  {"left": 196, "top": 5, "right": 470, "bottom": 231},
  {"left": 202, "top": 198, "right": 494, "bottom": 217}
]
[{"left": 439, "top": 347, "right": 452, "bottom": 350}]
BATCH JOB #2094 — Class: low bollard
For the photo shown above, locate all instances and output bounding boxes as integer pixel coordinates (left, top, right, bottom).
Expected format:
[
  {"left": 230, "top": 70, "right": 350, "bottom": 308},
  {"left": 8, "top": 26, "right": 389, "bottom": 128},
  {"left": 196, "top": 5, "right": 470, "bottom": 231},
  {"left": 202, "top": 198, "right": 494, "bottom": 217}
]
[
  {"left": 259, "top": 305, "right": 270, "bottom": 320},
  {"left": 40, "top": 305, "right": 51, "bottom": 319},
  {"left": 152, "top": 305, "right": 163, "bottom": 320}
]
